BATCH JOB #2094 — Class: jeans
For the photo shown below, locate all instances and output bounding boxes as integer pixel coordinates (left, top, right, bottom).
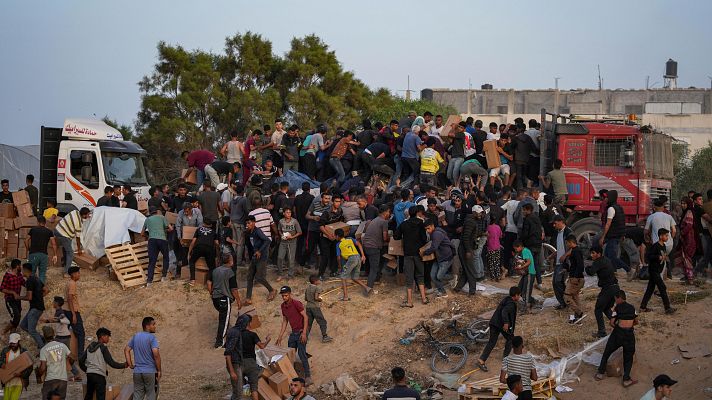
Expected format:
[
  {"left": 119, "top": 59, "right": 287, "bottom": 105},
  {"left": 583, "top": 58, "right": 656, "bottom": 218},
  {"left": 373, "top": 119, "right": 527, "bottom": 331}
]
[
  {"left": 133, "top": 373, "right": 157, "bottom": 400},
  {"left": 20, "top": 308, "right": 44, "bottom": 348},
  {"left": 85, "top": 373, "right": 107, "bottom": 400},
  {"left": 430, "top": 259, "right": 453, "bottom": 293},
  {"left": 389, "top": 154, "right": 403, "bottom": 188},
  {"left": 54, "top": 231, "right": 74, "bottom": 274},
  {"left": 231, "top": 223, "right": 246, "bottom": 265},
  {"left": 29, "top": 252, "right": 48, "bottom": 284},
  {"left": 640, "top": 270, "right": 671, "bottom": 310},
  {"left": 196, "top": 169, "right": 206, "bottom": 187},
  {"left": 518, "top": 273, "right": 536, "bottom": 306},
  {"left": 329, "top": 157, "right": 346, "bottom": 184},
  {"left": 364, "top": 247, "right": 383, "bottom": 288},
  {"left": 473, "top": 237, "right": 487, "bottom": 279},
  {"left": 597, "top": 328, "right": 635, "bottom": 381},
  {"left": 479, "top": 326, "right": 512, "bottom": 362},
  {"left": 147, "top": 238, "right": 169, "bottom": 282},
  {"left": 447, "top": 157, "right": 464, "bottom": 185},
  {"left": 604, "top": 238, "right": 629, "bottom": 272},
  {"left": 5, "top": 299, "right": 21, "bottom": 328},
  {"left": 277, "top": 240, "right": 298, "bottom": 277},
  {"left": 288, "top": 331, "right": 310, "bottom": 377},
  {"left": 531, "top": 246, "right": 543, "bottom": 284},
  {"left": 553, "top": 264, "right": 567, "bottom": 307},
  {"left": 212, "top": 296, "right": 233, "bottom": 346},
  {"left": 246, "top": 256, "right": 273, "bottom": 299}
]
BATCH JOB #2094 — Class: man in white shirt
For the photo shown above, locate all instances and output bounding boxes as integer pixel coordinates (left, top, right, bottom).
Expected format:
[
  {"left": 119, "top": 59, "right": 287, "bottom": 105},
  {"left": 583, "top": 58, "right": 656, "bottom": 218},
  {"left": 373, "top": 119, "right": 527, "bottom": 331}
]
[
  {"left": 645, "top": 198, "right": 676, "bottom": 253},
  {"left": 639, "top": 374, "right": 676, "bottom": 400},
  {"left": 429, "top": 115, "right": 444, "bottom": 137},
  {"left": 501, "top": 191, "right": 524, "bottom": 275},
  {"left": 501, "top": 374, "right": 523, "bottom": 400}
]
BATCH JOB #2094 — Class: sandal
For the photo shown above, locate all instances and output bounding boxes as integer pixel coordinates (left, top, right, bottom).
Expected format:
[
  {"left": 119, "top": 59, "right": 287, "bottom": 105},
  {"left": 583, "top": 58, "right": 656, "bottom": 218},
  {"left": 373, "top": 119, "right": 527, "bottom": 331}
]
[
  {"left": 339, "top": 296, "right": 351, "bottom": 301},
  {"left": 400, "top": 301, "right": 414, "bottom": 308},
  {"left": 622, "top": 379, "right": 638, "bottom": 388},
  {"left": 475, "top": 361, "right": 488, "bottom": 372}
]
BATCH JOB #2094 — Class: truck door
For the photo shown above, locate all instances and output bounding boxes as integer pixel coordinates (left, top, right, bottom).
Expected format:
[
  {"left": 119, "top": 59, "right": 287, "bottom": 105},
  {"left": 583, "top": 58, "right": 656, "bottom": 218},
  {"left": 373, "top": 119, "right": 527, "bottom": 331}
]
[{"left": 65, "top": 148, "right": 103, "bottom": 208}]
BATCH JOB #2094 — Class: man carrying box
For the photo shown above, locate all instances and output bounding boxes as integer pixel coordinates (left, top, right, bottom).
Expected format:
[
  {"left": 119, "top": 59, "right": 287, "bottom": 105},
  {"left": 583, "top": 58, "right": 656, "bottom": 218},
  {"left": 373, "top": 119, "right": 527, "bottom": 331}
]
[
  {"left": 54, "top": 207, "right": 91, "bottom": 278},
  {"left": 276, "top": 286, "right": 312, "bottom": 386},
  {"left": 0, "top": 333, "right": 33, "bottom": 400}
]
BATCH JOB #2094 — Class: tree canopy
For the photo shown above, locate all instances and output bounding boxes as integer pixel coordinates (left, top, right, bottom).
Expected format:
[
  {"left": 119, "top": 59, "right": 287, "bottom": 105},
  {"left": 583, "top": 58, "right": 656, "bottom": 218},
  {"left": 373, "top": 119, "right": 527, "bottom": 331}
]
[
  {"left": 672, "top": 141, "right": 712, "bottom": 199},
  {"left": 133, "top": 32, "right": 447, "bottom": 183}
]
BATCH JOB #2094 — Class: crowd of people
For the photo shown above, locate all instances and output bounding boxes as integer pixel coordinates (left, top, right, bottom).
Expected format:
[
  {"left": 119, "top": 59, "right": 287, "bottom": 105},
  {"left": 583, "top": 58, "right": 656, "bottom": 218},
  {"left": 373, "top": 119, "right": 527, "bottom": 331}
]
[{"left": 1, "top": 109, "right": 710, "bottom": 400}]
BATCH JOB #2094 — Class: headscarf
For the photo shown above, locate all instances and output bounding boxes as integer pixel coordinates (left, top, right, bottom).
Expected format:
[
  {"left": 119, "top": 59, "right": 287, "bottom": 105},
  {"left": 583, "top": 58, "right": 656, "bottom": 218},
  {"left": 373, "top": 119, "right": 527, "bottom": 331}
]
[
  {"left": 411, "top": 116, "right": 425, "bottom": 129},
  {"left": 229, "top": 314, "right": 252, "bottom": 362}
]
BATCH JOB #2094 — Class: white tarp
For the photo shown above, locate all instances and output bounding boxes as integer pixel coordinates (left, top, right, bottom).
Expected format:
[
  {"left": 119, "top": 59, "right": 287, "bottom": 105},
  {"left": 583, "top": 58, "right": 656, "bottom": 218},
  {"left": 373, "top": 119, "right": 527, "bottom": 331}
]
[
  {"left": 0, "top": 144, "right": 40, "bottom": 189},
  {"left": 81, "top": 206, "right": 146, "bottom": 258}
]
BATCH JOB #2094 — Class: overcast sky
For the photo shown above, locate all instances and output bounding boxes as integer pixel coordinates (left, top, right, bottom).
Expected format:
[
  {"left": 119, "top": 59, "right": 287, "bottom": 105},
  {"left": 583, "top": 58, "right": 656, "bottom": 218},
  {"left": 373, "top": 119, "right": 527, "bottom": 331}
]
[{"left": 1, "top": 0, "right": 711, "bottom": 145}]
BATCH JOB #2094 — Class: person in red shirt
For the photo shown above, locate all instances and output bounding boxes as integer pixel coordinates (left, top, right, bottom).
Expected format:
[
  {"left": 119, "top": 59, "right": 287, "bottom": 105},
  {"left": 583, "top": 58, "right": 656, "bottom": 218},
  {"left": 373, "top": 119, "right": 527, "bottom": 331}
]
[
  {"left": 181, "top": 149, "right": 215, "bottom": 186},
  {"left": 275, "top": 286, "right": 312, "bottom": 386},
  {"left": 1, "top": 259, "right": 25, "bottom": 334}
]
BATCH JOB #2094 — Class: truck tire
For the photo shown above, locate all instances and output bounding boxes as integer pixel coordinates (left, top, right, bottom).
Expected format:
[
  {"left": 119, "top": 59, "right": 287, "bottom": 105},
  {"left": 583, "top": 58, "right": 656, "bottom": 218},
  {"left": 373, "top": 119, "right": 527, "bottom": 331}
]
[{"left": 571, "top": 217, "right": 602, "bottom": 259}]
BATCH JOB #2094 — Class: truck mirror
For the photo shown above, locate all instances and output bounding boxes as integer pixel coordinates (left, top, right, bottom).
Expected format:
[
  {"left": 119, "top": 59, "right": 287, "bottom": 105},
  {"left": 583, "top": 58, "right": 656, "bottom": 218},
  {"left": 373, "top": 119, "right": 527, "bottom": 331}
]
[{"left": 81, "top": 152, "right": 93, "bottom": 164}]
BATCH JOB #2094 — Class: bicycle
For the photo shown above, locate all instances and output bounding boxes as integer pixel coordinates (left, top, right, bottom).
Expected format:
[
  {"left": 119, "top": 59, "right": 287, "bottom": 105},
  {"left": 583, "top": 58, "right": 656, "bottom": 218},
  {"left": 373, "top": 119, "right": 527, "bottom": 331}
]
[
  {"left": 443, "top": 319, "right": 491, "bottom": 348},
  {"left": 419, "top": 322, "right": 468, "bottom": 374}
]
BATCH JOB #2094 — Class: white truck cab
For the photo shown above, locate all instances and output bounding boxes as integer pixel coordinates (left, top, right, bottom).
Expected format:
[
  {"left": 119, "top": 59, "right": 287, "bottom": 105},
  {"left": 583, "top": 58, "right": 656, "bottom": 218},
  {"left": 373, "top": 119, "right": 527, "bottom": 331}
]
[{"left": 40, "top": 119, "right": 151, "bottom": 214}]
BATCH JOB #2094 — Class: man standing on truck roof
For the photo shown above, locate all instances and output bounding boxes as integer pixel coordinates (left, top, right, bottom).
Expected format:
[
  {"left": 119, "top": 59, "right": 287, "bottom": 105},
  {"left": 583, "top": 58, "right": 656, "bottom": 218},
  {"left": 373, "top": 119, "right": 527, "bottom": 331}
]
[
  {"left": 599, "top": 190, "right": 631, "bottom": 275},
  {"left": 181, "top": 149, "right": 215, "bottom": 187}
]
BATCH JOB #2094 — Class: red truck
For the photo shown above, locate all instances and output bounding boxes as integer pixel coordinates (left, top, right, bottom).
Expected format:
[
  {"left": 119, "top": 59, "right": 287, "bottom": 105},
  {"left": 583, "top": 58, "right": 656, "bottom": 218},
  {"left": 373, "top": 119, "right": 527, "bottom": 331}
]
[{"left": 538, "top": 109, "right": 674, "bottom": 252}]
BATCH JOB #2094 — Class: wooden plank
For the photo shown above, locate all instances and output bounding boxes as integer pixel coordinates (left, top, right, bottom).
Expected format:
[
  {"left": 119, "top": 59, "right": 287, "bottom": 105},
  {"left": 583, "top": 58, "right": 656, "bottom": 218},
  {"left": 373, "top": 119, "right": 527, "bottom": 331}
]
[{"left": 105, "top": 243, "right": 147, "bottom": 289}]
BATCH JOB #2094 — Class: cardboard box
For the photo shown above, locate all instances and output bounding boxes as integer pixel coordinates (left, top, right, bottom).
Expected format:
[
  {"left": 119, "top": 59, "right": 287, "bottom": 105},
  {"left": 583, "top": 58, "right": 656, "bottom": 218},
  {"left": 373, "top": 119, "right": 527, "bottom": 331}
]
[
  {"left": 18, "top": 228, "right": 30, "bottom": 239},
  {"left": 483, "top": 139, "right": 502, "bottom": 169},
  {"left": 181, "top": 168, "right": 198, "bottom": 185},
  {"left": 323, "top": 222, "right": 350, "bottom": 238},
  {"left": 355, "top": 221, "right": 368, "bottom": 240},
  {"left": 0, "top": 203, "right": 15, "bottom": 218},
  {"left": 16, "top": 202, "right": 34, "bottom": 218},
  {"left": 0, "top": 351, "right": 33, "bottom": 384},
  {"left": 195, "top": 268, "right": 209, "bottom": 286},
  {"left": 262, "top": 344, "right": 296, "bottom": 364},
  {"left": 258, "top": 377, "right": 281, "bottom": 400},
  {"left": 238, "top": 305, "right": 261, "bottom": 329},
  {"left": 181, "top": 226, "right": 197, "bottom": 241},
  {"left": 269, "top": 354, "right": 298, "bottom": 380},
  {"left": 82, "top": 382, "right": 120, "bottom": 400},
  {"left": 439, "top": 115, "right": 462, "bottom": 138},
  {"left": 17, "top": 216, "right": 37, "bottom": 228},
  {"left": 268, "top": 372, "right": 290, "bottom": 398},
  {"left": 388, "top": 239, "right": 404, "bottom": 256},
  {"left": 165, "top": 212, "right": 178, "bottom": 225},
  {"left": 74, "top": 252, "right": 99, "bottom": 269},
  {"left": 420, "top": 242, "right": 434, "bottom": 261},
  {"left": 11, "top": 190, "right": 29, "bottom": 205},
  {"left": 12, "top": 217, "right": 21, "bottom": 230},
  {"left": 6, "top": 231, "right": 18, "bottom": 244}
]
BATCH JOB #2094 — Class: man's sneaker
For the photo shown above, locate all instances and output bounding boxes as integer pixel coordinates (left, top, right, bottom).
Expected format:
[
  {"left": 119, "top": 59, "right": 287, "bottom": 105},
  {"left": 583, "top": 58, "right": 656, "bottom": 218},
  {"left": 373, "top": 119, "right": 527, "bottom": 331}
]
[
  {"left": 214, "top": 342, "right": 223, "bottom": 349},
  {"left": 568, "top": 315, "right": 576, "bottom": 324},
  {"left": 144, "top": 282, "right": 152, "bottom": 288},
  {"left": 436, "top": 291, "right": 448, "bottom": 298},
  {"left": 665, "top": 307, "right": 676, "bottom": 315},
  {"left": 322, "top": 335, "right": 333, "bottom": 343}
]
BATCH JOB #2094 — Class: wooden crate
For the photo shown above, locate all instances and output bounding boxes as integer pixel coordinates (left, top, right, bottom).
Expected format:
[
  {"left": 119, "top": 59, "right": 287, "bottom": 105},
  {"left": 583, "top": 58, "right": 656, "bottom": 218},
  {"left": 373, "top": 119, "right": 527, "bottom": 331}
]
[
  {"left": 465, "top": 376, "right": 555, "bottom": 397},
  {"left": 105, "top": 244, "right": 146, "bottom": 289}
]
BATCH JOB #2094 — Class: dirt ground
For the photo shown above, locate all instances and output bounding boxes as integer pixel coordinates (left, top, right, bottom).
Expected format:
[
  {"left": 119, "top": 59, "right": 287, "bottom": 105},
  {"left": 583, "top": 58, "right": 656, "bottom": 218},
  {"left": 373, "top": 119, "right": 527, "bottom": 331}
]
[{"left": 4, "top": 263, "right": 711, "bottom": 399}]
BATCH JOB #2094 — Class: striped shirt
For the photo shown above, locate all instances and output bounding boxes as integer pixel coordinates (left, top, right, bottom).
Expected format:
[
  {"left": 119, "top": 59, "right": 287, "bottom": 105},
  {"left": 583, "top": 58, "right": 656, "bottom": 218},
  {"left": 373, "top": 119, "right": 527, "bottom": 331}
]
[
  {"left": 307, "top": 199, "right": 331, "bottom": 232},
  {"left": 56, "top": 210, "right": 83, "bottom": 239},
  {"left": 501, "top": 353, "right": 535, "bottom": 391},
  {"left": 248, "top": 208, "right": 274, "bottom": 239}
]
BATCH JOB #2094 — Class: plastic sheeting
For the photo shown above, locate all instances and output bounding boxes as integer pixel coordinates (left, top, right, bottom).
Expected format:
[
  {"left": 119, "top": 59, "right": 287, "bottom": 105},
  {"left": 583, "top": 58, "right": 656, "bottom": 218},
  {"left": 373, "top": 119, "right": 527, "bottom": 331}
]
[
  {"left": 0, "top": 144, "right": 40, "bottom": 189},
  {"left": 274, "top": 169, "right": 321, "bottom": 191},
  {"left": 81, "top": 206, "right": 146, "bottom": 258}
]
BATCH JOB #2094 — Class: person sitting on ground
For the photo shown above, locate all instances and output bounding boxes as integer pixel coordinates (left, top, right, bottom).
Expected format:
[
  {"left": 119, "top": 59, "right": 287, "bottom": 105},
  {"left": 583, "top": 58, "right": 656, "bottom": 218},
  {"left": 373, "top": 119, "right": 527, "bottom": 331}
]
[
  {"left": 382, "top": 367, "right": 420, "bottom": 400},
  {"left": 287, "top": 377, "right": 316, "bottom": 400},
  {"left": 595, "top": 290, "right": 638, "bottom": 388},
  {"left": 501, "top": 374, "right": 523, "bottom": 400},
  {"left": 499, "top": 336, "right": 537, "bottom": 400},
  {"left": 639, "top": 374, "right": 676, "bottom": 400},
  {"left": 334, "top": 228, "right": 369, "bottom": 300},
  {"left": 80, "top": 327, "right": 128, "bottom": 400}
]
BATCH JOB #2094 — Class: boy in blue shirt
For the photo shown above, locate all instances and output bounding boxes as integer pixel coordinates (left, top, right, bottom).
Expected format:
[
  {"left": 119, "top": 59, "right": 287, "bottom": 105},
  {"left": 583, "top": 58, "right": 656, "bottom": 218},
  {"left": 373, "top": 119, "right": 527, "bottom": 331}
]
[
  {"left": 334, "top": 229, "right": 368, "bottom": 301},
  {"left": 513, "top": 240, "right": 536, "bottom": 313}
]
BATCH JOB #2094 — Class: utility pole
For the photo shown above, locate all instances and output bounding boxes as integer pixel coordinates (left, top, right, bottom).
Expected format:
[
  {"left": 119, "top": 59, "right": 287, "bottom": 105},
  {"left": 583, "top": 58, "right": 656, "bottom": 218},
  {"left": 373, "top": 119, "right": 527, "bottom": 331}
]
[
  {"left": 646, "top": 75, "right": 650, "bottom": 90},
  {"left": 405, "top": 75, "right": 411, "bottom": 101},
  {"left": 597, "top": 65, "right": 602, "bottom": 90},
  {"left": 554, "top": 77, "right": 561, "bottom": 90},
  {"left": 708, "top": 76, "right": 712, "bottom": 90}
]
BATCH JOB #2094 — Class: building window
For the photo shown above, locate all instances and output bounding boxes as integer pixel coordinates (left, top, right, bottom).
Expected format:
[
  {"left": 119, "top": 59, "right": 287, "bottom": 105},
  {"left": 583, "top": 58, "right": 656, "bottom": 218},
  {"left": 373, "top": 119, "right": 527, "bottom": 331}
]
[{"left": 496, "top": 105, "right": 508, "bottom": 114}]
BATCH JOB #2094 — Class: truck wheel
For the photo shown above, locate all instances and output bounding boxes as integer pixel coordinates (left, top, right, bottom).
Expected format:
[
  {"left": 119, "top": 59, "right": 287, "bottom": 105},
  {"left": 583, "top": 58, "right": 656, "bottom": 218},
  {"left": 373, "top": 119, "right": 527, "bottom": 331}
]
[{"left": 571, "top": 217, "right": 602, "bottom": 259}]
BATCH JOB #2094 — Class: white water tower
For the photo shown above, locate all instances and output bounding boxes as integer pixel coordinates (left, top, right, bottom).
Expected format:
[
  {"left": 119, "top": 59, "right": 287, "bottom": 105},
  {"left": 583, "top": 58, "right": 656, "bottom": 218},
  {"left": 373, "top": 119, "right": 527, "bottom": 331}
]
[{"left": 663, "top": 58, "right": 678, "bottom": 89}]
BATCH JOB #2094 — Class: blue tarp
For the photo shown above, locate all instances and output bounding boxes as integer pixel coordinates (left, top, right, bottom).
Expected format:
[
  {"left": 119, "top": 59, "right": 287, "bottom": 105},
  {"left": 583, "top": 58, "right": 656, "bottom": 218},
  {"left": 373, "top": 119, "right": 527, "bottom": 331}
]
[{"left": 274, "top": 169, "right": 321, "bottom": 191}]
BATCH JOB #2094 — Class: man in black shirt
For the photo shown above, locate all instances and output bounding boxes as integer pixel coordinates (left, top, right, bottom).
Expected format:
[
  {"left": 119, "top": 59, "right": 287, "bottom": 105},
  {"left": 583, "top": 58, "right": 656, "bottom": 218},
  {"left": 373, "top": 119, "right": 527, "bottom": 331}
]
[
  {"left": 293, "top": 183, "right": 314, "bottom": 268},
  {"left": 521, "top": 203, "right": 544, "bottom": 286},
  {"left": 476, "top": 286, "right": 521, "bottom": 372},
  {"left": 20, "top": 263, "right": 46, "bottom": 348},
  {"left": 595, "top": 290, "right": 638, "bottom": 388},
  {"left": 224, "top": 314, "right": 270, "bottom": 400},
  {"left": 96, "top": 186, "right": 114, "bottom": 207},
  {"left": 561, "top": 235, "right": 585, "bottom": 323},
  {"left": 640, "top": 228, "right": 675, "bottom": 314},
  {"left": 171, "top": 184, "right": 193, "bottom": 213},
  {"left": 122, "top": 185, "right": 138, "bottom": 210},
  {"left": 361, "top": 142, "right": 393, "bottom": 183},
  {"left": 318, "top": 194, "right": 344, "bottom": 279},
  {"left": 147, "top": 185, "right": 167, "bottom": 212},
  {"left": 586, "top": 246, "right": 620, "bottom": 338},
  {"left": 394, "top": 206, "right": 429, "bottom": 307},
  {"left": 382, "top": 367, "right": 420, "bottom": 400},
  {"left": 26, "top": 216, "right": 58, "bottom": 284},
  {"left": 0, "top": 179, "right": 13, "bottom": 203},
  {"left": 188, "top": 219, "right": 218, "bottom": 286}
]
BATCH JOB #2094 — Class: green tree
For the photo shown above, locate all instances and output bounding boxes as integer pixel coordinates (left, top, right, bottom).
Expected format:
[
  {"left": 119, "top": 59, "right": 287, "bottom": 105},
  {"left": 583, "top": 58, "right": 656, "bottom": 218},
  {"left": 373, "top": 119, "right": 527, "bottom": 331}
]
[
  {"left": 673, "top": 141, "right": 712, "bottom": 199},
  {"left": 102, "top": 116, "right": 133, "bottom": 141}
]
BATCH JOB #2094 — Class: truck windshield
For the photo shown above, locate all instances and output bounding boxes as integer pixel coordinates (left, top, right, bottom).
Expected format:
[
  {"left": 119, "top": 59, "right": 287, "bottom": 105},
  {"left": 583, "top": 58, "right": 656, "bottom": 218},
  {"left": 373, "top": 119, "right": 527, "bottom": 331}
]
[{"left": 102, "top": 152, "right": 148, "bottom": 186}]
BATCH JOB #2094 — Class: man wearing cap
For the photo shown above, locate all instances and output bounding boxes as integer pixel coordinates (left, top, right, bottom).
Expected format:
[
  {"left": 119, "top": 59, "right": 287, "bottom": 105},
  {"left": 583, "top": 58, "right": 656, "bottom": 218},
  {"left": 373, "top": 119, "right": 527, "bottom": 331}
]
[
  {"left": 640, "top": 374, "right": 676, "bottom": 400},
  {"left": 0, "top": 332, "right": 33, "bottom": 400},
  {"left": 142, "top": 206, "right": 171, "bottom": 284},
  {"left": 586, "top": 246, "right": 620, "bottom": 338},
  {"left": 275, "top": 286, "right": 312, "bottom": 386},
  {"left": 39, "top": 325, "right": 73, "bottom": 400}
]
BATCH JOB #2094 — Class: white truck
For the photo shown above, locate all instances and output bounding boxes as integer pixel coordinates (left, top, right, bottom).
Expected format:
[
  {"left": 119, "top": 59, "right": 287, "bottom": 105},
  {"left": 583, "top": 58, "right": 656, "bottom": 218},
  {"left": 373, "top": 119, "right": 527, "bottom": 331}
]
[{"left": 40, "top": 119, "right": 151, "bottom": 214}]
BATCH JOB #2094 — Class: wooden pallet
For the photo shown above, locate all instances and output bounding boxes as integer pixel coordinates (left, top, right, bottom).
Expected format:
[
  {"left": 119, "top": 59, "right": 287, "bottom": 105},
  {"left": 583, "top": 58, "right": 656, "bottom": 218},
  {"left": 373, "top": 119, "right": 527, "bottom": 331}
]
[
  {"left": 105, "top": 244, "right": 147, "bottom": 289},
  {"left": 465, "top": 376, "right": 555, "bottom": 397},
  {"left": 459, "top": 393, "right": 550, "bottom": 400}
]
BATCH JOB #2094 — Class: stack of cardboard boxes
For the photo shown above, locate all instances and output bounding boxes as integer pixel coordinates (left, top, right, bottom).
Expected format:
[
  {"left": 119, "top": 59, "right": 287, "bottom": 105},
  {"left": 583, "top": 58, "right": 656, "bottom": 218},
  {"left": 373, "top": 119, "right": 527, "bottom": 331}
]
[
  {"left": 258, "top": 345, "right": 300, "bottom": 400},
  {"left": 1, "top": 191, "right": 38, "bottom": 261}
]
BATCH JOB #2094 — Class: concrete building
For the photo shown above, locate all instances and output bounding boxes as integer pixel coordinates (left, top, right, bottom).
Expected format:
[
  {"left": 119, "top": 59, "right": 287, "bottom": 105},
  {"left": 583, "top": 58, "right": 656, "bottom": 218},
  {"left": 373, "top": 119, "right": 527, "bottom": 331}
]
[{"left": 423, "top": 87, "right": 712, "bottom": 152}]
